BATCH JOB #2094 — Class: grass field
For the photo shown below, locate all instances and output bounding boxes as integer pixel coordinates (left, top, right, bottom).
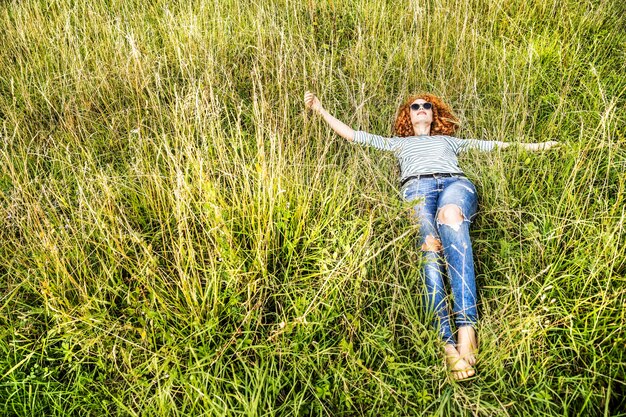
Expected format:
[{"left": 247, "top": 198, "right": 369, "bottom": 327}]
[{"left": 1, "top": 0, "right": 625, "bottom": 415}]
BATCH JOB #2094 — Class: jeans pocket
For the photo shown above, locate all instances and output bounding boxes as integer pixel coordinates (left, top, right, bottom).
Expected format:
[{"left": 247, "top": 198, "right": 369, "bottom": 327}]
[
  {"left": 403, "top": 179, "right": 437, "bottom": 202},
  {"left": 402, "top": 183, "right": 422, "bottom": 201},
  {"left": 403, "top": 187, "right": 416, "bottom": 201}
]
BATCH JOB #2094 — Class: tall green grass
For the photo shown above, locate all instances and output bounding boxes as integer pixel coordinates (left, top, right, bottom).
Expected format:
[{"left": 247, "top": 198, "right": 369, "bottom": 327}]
[{"left": 0, "top": 0, "right": 624, "bottom": 415}]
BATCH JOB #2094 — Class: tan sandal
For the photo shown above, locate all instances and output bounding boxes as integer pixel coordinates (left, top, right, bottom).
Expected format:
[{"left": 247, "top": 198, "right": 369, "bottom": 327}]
[{"left": 445, "top": 344, "right": 476, "bottom": 380}]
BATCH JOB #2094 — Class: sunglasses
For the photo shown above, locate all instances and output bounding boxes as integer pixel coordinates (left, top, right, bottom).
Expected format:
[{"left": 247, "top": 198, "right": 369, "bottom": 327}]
[{"left": 410, "top": 102, "right": 433, "bottom": 111}]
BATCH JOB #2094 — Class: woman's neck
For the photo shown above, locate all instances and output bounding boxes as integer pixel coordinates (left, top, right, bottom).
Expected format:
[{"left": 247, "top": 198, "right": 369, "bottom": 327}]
[{"left": 413, "top": 122, "right": 431, "bottom": 136}]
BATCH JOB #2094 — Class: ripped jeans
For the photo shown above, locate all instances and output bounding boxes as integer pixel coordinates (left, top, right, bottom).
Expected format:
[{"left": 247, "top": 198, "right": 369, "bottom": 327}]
[{"left": 402, "top": 175, "right": 479, "bottom": 346}]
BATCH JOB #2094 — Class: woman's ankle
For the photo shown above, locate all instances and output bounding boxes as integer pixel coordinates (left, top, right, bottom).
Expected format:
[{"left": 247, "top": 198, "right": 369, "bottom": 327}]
[
  {"left": 444, "top": 343, "right": 458, "bottom": 355},
  {"left": 456, "top": 326, "right": 478, "bottom": 365}
]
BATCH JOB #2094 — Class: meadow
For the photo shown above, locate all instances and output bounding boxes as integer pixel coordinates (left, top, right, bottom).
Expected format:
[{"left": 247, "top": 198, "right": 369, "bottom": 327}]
[{"left": 0, "top": 0, "right": 625, "bottom": 415}]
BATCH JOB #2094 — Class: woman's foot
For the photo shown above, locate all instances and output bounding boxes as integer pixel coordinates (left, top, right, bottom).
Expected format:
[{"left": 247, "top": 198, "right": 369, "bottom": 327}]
[
  {"left": 444, "top": 344, "right": 475, "bottom": 380},
  {"left": 457, "top": 326, "right": 478, "bottom": 366}
]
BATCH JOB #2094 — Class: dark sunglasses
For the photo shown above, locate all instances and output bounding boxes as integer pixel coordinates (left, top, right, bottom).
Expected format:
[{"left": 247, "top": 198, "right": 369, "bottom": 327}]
[{"left": 410, "top": 102, "right": 432, "bottom": 111}]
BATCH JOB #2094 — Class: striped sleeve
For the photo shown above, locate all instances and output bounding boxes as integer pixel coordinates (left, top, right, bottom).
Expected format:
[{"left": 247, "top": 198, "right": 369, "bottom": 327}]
[
  {"left": 445, "top": 136, "right": 506, "bottom": 153},
  {"left": 353, "top": 131, "right": 401, "bottom": 152}
]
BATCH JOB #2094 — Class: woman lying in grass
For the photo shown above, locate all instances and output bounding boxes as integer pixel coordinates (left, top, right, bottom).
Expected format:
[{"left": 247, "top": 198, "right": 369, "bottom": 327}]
[{"left": 304, "top": 91, "right": 558, "bottom": 380}]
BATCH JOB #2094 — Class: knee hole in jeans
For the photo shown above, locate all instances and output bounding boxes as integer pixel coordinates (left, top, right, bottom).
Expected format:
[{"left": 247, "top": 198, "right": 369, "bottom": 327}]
[
  {"left": 421, "top": 234, "right": 442, "bottom": 252},
  {"left": 437, "top": 204, "right": 466, "bottom": 232}
]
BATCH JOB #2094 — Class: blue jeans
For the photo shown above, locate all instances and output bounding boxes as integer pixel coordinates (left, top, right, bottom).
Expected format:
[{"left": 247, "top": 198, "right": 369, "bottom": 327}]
[{"left": 402, "top": 175, "right": 479, "bottom": 346}]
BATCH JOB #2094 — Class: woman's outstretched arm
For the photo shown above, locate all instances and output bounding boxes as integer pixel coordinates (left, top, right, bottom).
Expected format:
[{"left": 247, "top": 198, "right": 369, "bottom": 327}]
[
  {"left": 304, "top": 91, "right": 355, "bottom": 142},
  {"left": 499, "top": 141, "right": 561, "bottom": 151},
  {"left": 519, "top": 141, "right": 560, "bottom": 151}
]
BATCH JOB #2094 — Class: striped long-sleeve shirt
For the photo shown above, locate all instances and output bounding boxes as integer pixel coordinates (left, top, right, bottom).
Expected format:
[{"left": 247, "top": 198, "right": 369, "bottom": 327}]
[{"left": 353, "top": 131, "right": 505, "bottom": 183}]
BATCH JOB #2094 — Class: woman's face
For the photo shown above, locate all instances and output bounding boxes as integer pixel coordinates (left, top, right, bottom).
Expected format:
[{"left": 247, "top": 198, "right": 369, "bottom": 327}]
[{"left": 409, "top": 98, "right": 434, "bottom": 127}]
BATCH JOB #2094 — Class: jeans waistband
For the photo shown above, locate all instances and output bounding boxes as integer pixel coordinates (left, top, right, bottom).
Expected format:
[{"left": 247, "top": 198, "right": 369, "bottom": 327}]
[{"left": 400, "top": 173, "right": 466, "bottom": 187}]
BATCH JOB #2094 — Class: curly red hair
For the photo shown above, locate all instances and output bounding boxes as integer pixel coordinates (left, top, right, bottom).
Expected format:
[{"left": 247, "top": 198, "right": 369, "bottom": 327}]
[{"left": 393, "top": 93, "right": 460, "bottom": 137}]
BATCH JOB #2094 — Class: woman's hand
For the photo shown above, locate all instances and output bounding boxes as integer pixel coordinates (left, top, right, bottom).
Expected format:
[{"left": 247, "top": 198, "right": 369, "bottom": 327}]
[
  {"left": 533, "top": 140, "right": 561, "bottom": 151},
  {"left": 538, "top": 141, "right": 561, "bottom": 150},
  {"left": 303, "top": 90, "right": 354, "bottom": 141},
  {"left": 523, "top": 141, "right": 561, "bottom": 151},
  {"left": 304, "top": 91, "right": 322, "bottom": 112}
]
